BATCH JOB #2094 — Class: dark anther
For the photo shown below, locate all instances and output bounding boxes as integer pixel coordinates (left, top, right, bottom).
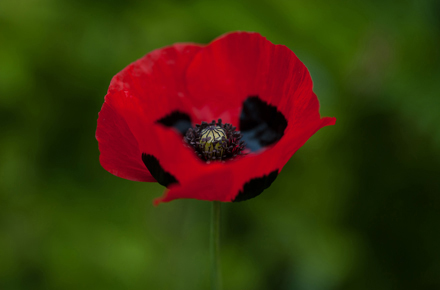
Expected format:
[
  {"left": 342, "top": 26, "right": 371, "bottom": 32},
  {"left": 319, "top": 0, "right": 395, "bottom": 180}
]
[{"left": 184, "top": 119, "right": 246, "bottom": 162}]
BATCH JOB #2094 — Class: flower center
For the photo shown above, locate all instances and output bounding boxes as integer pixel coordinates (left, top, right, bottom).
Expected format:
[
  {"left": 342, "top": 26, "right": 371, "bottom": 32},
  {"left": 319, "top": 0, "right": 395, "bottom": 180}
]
[{"left": 185, "top": 119, "right": 246, "bottom": 162}]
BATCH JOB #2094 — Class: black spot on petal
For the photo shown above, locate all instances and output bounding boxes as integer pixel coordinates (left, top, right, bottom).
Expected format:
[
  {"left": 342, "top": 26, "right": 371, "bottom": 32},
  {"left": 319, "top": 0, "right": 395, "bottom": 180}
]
[
  {"left": 233, "top": 170, "right": 279, "bottom": 202},
  {"left": 157, "top": 111, "right": 192, "bottom": 136},
  {"left": 142, "top": 154, "right": 178, "bottom": 187},
  {"left": 239, "top": 96, "right": 288, "bottom": 152}
]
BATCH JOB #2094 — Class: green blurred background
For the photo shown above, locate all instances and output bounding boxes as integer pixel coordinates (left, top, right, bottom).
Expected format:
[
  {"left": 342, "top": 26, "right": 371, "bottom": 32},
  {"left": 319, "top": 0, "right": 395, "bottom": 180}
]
[{"left": 1, "top": 0, "right": 440, "bottom": 289}]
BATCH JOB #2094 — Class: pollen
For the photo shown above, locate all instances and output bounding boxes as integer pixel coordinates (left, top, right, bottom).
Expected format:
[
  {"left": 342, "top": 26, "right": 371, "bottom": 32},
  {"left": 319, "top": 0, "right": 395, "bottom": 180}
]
[{"left": 184, "top": 119, "right": 246, "bottom": 162}]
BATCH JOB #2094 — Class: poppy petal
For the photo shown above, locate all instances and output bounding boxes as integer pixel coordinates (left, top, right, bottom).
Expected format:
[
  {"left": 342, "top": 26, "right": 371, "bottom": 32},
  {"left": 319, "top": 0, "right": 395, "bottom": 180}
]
[
  {"left": 153, "top": 150, "right": 283, "bottom": 204},
  {"left": 102, "top": 91, "right": 205, "bottom": 187},
  {"left": 97, "top": 44, "right": 203, "bottom": 182},
  {"left": 155, "top": 33, "right": 335, "bottom": 204},
  {"left": 96, "top": 101, "right": 155, "bottom": 182},
  {"left": 185, "top": 32, "right": 312, "bottom": 126},
  {"left": 108, "top": 43, "right": 204, "bottom": 125}
]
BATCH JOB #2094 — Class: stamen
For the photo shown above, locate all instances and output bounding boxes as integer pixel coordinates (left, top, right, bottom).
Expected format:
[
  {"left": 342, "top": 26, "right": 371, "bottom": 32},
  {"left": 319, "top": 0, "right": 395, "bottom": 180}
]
[{"left": 184, "top": 119, "right": 246, "bottom": 162}]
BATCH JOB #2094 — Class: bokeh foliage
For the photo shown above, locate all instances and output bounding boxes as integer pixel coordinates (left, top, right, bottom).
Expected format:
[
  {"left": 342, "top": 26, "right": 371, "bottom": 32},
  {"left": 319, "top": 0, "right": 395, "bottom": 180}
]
[{"left": 1, "top": 0, "right": 440, "bottom": 289}]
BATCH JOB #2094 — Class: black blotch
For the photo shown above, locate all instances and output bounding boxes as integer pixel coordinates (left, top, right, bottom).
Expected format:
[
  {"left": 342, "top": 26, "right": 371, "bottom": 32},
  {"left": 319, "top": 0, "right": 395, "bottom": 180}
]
[
  {"left": 233, "top": 170, "right": 279, "bottom": 202},
  {"left": 239, "top": 96, "right": 288, "bottom": 152},
  {"left": 142, "top": 154, "right": 178, "bottom": 187},
  {"left": 156, "top": 111, "right": 192, "bottom": 136}
]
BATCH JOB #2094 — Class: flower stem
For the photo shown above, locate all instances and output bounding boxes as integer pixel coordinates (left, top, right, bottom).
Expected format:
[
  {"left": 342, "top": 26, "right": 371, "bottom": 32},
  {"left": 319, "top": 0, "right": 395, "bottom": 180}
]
[{"left": 210, "top": 201, "right": 222, "bottom": 290}]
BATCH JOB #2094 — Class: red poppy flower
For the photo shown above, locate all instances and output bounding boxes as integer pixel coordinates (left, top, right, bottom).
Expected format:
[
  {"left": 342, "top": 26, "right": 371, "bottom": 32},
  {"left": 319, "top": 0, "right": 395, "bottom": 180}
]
[{"left": 96, "top": 32, "right": 336, "bottom": 205}]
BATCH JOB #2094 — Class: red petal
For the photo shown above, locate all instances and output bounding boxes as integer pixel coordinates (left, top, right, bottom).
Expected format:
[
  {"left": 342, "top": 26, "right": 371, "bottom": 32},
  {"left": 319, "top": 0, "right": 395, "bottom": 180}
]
[
  {"left": 154, "top": 32, "right": 337, "bottom": 203},
  {"left": 108, "top": 43, "right": 204, "bottom": 123},
  {"left": 96, "top": 101, "right": 155, "bottom": 182},
  {"left": 155, "top": 115, "right": 335, "bottom": 204},
  {"left": 96, "top": 44, "right": 203, "bottom": 182},
  {"left": 186, "top": 32, "right": 314, "bottom": 125}
]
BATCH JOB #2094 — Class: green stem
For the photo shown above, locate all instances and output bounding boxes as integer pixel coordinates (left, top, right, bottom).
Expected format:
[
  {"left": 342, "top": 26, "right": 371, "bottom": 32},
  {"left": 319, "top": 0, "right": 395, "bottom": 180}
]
[{"left": 210, "top": 201, "right": 222, "bottom": 290}]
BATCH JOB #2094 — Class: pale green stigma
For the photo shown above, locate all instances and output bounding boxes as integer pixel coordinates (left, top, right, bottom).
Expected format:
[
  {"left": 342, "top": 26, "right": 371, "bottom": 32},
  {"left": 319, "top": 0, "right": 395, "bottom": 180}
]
[{"left": 200, "top": 126, "right": 226, "bottom": 157}]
